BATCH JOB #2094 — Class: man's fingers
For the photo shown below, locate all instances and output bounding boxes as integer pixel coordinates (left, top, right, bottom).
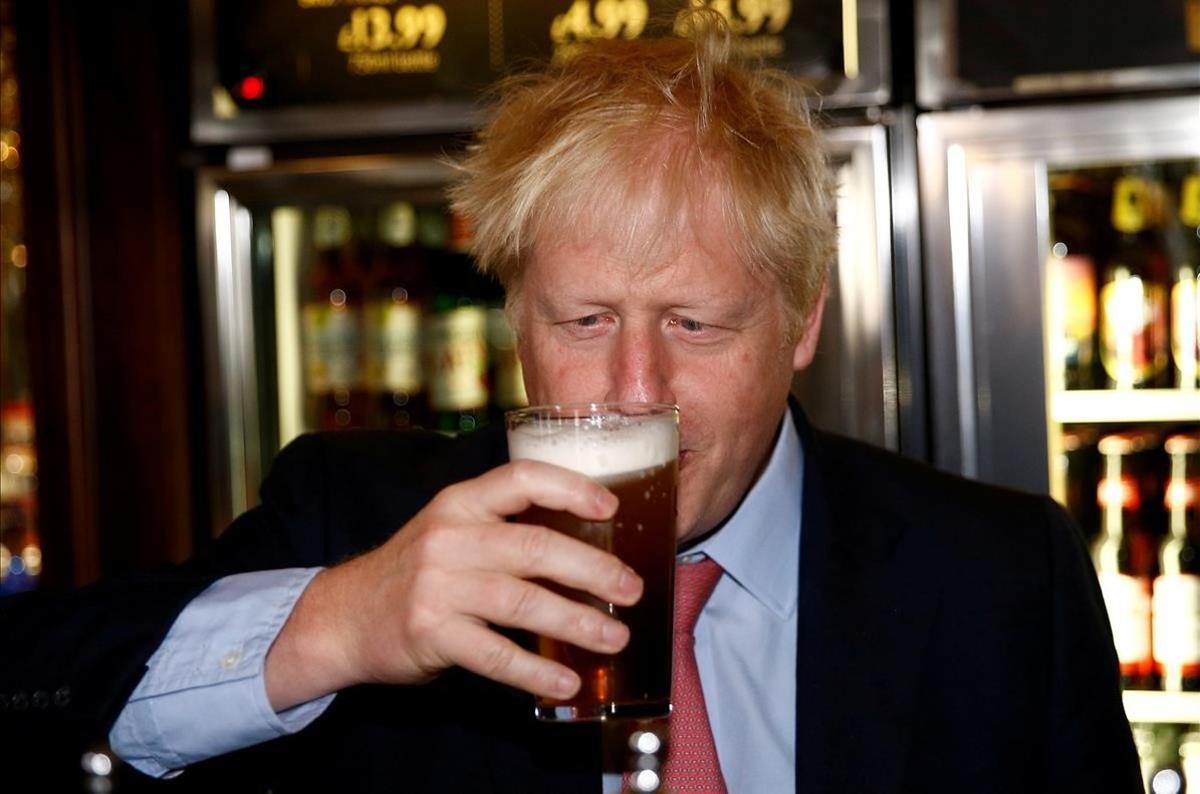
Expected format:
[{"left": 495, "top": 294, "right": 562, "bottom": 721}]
[
  {"left": 457, "top": 573, "right": 630, "bottom": 654},
  {"left": 450, "top": 460, "right": 618, "bottom": 522},
  {"left": 442, "top": 620, "right": 581, "bottom": 701},
  {"left": 464, "top": 522, "right": 643, "bottom": 607}
]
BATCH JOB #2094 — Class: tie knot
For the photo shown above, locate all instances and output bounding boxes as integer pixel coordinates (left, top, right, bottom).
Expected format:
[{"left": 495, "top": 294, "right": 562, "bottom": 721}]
[{"left": 673, "top": 557, "right": 723, "bottom": 636}]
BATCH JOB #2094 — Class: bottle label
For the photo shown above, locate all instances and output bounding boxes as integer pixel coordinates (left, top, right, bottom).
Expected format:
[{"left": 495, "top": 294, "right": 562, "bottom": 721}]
[
  {"left": 1152, "top": 573, "right": 1200, "bottom": 665},
  {"left": 1111, "top": 177, "right": 1166, "bottom": 233},
  {"left": 427, "top": 307, "right": 488, "bottom": 411},
  {"left": 1097, "top": 572, "right": 1152, "bottom": 664},
  {"left": 1182, "top": 174, "right": 1200, "bottom": 227},
  {"left": 366, "top": 301, "right": 422, "bottom": 393},
  {"left": 1100, "top": 270, "right": 1168, "bottom": 388},
  {"left": 1171, "top": 268, "right": 1199, "bottom": 387},
  {"left": 1048, "top": 252, "right": 1097, "bottom": 386},
  {"left": 303, "top": 304, "right": 362, "bottom": 392}
]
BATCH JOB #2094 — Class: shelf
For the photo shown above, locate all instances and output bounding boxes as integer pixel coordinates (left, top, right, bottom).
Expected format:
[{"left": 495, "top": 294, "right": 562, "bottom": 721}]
[
  {"left": 1051, "top": 390, "right": 1200, "bottom": 424},
  {"left": 1124, "top": 691, "right": 1200, "bottom": 724}
]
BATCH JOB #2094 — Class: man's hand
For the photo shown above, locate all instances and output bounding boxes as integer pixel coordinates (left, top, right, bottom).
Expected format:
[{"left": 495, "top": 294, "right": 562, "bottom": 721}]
[{"left": 264, "top": 460, "right": 643, "bottom": 712}]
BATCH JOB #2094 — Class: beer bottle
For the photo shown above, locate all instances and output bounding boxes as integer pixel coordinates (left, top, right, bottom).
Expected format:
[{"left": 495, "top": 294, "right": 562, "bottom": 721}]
[
  {"left": 1171, "top": 173, "right": 1200, "bottom": 390},
  {"left": 1099, "top": 174, "right": 1171, "bottom": 390},
  {"left": 364, "top": 201, "right": 431, "bottom": 430},
  {"left": 1047, "top": 174, "right": 1100, "bottom": 390},
  {"left": 1094, "top": 431, "right": 1159, "bottom": 689},
  {"left": 302, "top": 205, "right": 367, "bottom": 430},
  {"left": 426, "top": 209, "right": 489, "bottom": 434},
  {"left": 1153, "top": 432, "right": 1200, "bottom": 692}
]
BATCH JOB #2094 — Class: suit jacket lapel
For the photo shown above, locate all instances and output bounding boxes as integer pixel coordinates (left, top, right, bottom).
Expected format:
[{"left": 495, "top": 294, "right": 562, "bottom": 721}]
[{"left": 792, "top": 408, "right": 941, "bottom": 792}]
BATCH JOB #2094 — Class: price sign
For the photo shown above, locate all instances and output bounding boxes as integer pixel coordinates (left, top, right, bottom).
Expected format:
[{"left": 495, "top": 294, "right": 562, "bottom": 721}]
[
  {"left": 207, "top": 0, "right": 849, "bottom": 117},
  {"left": 212, "top": 0, "right": 493, "bottom": 110}
]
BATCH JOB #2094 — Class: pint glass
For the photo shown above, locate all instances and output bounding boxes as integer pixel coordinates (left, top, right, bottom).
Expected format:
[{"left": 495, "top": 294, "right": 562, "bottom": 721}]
[{"left": 506, "top": 402, "right": 679, "bottom": 721}]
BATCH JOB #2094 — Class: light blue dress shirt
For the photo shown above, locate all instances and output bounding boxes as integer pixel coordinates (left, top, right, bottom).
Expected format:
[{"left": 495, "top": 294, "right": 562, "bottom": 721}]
[{"left": 112, "top": 414, "right": 803, "bottom": 793}]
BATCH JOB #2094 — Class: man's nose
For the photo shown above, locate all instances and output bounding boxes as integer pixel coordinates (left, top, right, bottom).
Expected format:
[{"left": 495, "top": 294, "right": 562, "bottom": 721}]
[{"left": 605, "top": 325, "right": 674, "bottom": 404}]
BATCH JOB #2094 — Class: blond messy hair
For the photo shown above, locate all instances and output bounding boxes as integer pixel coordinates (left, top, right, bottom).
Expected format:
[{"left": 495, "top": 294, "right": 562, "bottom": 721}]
[{"left": 449, "top": 10, "right": 836, "bottom": 338}]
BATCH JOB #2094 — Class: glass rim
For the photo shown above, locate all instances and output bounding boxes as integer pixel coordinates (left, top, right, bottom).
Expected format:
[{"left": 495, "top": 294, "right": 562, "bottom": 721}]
[{"left": 505, "top": 401, "right": 679, "bottom": 424}]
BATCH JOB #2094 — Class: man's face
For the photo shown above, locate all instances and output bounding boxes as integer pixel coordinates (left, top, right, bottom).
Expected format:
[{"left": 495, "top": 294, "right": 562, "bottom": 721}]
[{"left": 512, "top": 211, "right": 824, "bottom": 542}]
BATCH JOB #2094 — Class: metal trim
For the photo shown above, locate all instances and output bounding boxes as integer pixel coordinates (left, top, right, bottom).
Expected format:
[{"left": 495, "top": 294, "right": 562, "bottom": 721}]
[
  {"left": 795, "top": 124, "right": 899, "bottom": 451},
  {"left": 884, "top": 107, "right": 929, "bottom": 461},
  {"left": 195, "top": 174, "right": 234, "bottom": 535}
]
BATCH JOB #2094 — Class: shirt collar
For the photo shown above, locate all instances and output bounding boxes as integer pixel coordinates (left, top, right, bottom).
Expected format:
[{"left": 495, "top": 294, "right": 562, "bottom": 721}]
[{"left": 682, "top": 411, "right": 803, "bottom": 619}]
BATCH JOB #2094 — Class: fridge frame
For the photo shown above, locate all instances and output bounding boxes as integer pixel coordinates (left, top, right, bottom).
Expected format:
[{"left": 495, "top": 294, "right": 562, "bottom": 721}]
[{"left": 917, "top": 94, "right": 1200, "bottom": 492}]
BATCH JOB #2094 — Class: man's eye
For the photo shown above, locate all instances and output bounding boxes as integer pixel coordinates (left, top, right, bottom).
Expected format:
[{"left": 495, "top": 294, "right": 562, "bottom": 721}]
[
  {"left": 558, "top": 314, "right": 610, "bottom": 336},
  {"left": 670, "top": 317, "right": 708, "bottom": 333}
]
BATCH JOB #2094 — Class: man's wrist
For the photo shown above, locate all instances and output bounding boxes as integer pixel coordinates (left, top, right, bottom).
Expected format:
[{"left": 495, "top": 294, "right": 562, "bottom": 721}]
[{"left": 265, "top": 565, "right": 363, "bottom": 711}]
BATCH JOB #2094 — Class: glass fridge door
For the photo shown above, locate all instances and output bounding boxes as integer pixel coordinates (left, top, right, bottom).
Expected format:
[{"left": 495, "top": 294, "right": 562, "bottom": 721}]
[
  {"left": 919, "top": 94, "right": 1200, "bottom": 730},
  {"left": 198, "top": 155, "right": 528, "bottom": 530}
]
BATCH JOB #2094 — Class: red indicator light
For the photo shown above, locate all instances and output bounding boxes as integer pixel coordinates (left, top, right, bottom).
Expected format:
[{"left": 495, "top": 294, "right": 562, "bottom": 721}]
[{"left": 239, "top": 76, "right": 265, "bottom": 101}]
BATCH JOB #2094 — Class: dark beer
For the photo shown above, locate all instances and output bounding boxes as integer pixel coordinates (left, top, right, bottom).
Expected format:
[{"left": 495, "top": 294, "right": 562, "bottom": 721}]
[{"left": 507, "top": 403, "right": 679, "bottom": 721}]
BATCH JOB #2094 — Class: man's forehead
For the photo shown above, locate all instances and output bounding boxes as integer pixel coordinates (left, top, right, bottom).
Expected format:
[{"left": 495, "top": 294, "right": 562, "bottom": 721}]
[{"left": 520, "top": 234, "right": 772, "bottom": 321}]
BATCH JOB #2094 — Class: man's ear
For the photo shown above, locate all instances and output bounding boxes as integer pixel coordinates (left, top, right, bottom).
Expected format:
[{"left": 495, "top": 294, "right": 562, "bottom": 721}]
[{"left": 791, "top": 279, "right": 829, "bottom": 371}]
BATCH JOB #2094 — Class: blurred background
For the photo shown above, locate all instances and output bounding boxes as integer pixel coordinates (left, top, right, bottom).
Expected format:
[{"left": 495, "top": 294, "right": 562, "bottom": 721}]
[{"left": 0, "top": 0, "right": 1197, "bottom": 788}]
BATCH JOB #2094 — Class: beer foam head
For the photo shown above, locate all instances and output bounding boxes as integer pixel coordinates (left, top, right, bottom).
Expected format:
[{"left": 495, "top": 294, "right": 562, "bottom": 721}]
[{"left": 508, "top": 411, "right": 677, "bottom": 479}]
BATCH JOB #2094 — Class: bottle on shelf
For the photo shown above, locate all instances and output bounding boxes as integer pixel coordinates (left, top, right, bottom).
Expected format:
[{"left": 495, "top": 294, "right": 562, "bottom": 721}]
[
  {"left": 1095, "top": 431, "right": 1162, "bottom": 689},
  {"left": 426, "top": 209, "right": 490, "bottom": 434},
  {"left": 302, "top": 205, "right": 368, "bottom": 431},
  {"left": 1171, "top": 172, "right": 1200, "bottom": 391},
  {"left": 1100, "top": 173, "right": 1172, "bottom": 390},
  {"left": 364, "top": 201, "right": 431, "bottom": 431},
  {"left": 1047, "top": 174, "right": 1100, "bottom": 391},
  {"left": 1153, "top": 432, "right": 1200, "bottom": 692}
]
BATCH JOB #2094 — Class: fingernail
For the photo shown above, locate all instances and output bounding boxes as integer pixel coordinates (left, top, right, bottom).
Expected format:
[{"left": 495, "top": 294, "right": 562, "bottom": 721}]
[
  {"left": 601, "top": 620, "right": 628, "bottom": 648},
  {"left": 556, "top": 671, "right": 580, "bottom": 697},
  {"left": 596, "top": 491, "right": 618, "bottom": 514},
  {"left": 619, "top": 566, "right": 641, "bottom": 595}
]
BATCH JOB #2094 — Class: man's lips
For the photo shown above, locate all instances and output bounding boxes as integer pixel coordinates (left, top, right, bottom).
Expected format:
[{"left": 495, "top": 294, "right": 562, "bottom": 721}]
[{"left": 679, "top": 449, "right": 694, "bottom": 469}]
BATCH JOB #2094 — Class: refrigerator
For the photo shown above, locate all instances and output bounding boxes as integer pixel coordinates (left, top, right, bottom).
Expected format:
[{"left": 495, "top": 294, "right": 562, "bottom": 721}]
[
  {"left": 918, "top": 94, "right": 1200, "bottom": 782},
  {"left": 190, "top": 0, "right": 916, "bottom": 531}
]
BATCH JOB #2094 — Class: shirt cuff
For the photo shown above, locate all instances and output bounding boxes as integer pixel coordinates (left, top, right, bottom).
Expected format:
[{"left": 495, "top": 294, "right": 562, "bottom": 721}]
[{"left": 109, "top": 567, "right": 334, "bottom": 778}]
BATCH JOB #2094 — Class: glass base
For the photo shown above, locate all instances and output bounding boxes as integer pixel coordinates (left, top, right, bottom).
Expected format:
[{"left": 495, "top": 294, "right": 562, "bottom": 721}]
[{"left": 534, "top": 699, "right": 671, "bottom": 722}]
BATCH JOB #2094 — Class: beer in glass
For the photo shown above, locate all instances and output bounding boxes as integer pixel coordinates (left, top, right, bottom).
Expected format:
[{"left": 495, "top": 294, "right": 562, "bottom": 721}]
[{"left": 506, "top": 402, "right": 679, "bottom": 721}]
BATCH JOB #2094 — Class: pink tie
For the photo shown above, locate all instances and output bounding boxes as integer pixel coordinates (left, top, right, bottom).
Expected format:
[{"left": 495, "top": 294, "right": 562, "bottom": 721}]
[{"left": 661, "top": 556, "right": 727, "bottom": 793}]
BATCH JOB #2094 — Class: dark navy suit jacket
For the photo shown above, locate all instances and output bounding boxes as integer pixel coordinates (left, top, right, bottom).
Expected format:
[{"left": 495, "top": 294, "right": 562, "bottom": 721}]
[{"left": 0, "top": 407, "right": 1142, "bottom": 792}]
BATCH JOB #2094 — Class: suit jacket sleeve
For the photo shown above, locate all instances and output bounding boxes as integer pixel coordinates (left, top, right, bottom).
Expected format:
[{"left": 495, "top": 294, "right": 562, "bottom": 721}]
[
  {"left": 0, "top": 433, "right": 338, "bottom": 777},
  {"left": 1042, "top": 497, "right": 1143, "bottom": 791}
]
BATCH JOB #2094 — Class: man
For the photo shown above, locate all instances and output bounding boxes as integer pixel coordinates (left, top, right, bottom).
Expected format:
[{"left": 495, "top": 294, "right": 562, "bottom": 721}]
[{"left": 2, "top": 13, "right": 1140, "bottom": 793}]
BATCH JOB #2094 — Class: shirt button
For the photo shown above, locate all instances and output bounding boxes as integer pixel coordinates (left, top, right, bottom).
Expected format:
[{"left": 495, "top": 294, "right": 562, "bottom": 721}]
[
  {"left": 220, "top": 650, "right": 243, "bottom": 670},
  {"left": 31, "top": 690, "right": 49, "bottom": 709},
  {"left": 53, "top": 687, "right": 71, "bottom": 708}
]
